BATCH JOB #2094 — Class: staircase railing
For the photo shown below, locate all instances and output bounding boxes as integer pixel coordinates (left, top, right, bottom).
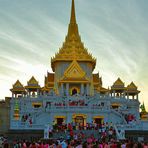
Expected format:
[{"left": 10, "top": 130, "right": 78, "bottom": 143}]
[
  {"left": 111, "top": 109, "right": 127, "bottom": 124},
  {"left": 113, "top": 124, "right": 125, "bottom": 140}
]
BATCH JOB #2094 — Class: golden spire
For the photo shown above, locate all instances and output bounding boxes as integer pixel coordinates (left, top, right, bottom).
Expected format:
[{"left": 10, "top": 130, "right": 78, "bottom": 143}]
[
  {"left": 51, "top": 0, "right": 96, "bottom": 71},
  {"left": 67, "top": 0, "right": 80, "bottom": 41},
  {"left": 70, "top": 0, "right": 76, "bottom": 24}
]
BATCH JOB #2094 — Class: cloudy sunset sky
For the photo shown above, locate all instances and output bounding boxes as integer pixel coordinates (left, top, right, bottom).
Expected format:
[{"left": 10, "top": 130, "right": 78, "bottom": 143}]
[{"left": 0, "top": 0, "right": 148, "bottom": 109}]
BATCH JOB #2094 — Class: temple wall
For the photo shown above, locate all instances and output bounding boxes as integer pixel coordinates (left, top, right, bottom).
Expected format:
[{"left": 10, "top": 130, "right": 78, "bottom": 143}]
[{"left": 0, "top": 98, "right": 10, "bottom": 134}]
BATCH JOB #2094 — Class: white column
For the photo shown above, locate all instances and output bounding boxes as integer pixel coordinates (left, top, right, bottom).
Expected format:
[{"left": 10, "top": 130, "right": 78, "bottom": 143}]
[
  {"left": 12, "top": 93, "right": 14, "bottom": 99},
  {"left": 123, "top": 92, "right": 126, "bottom": 98},
  {"left": 113, "top": 90, "right": 115, "bottom": 97},
  {"left": 127, "top": 93, "right": 129, "bottom": 99},
  {"left": 29, "top": 91, "right": 31, "bottom": 97},
  {"left": 22, "top": 92, "right": 24, "bottom": 98},
  {"left": 26, "top": 89, "right": 29, "bottom": 97},
  {"left": 61, "top": 83, "right": 64, "bottom": 96},
  {"left": 136, "top": 94, "right": 138, "bottom": 100},
  {"left": 81, "top": 84, "right": 84, "bottom": 95},
  {"left": 132, "top": 95, "right": 135, "bottom": 99},
  {"left": 37, "top": 89, "right": 39, "bottom": 96},
  {"left": 86, "top": 84, "right": 89, "bottom": 95},
  {"left": 66, "top": 83, "right": 69, "bottom": 96},
  {"left": 43, "top": 91, "right": 46, "bottom": 96}
]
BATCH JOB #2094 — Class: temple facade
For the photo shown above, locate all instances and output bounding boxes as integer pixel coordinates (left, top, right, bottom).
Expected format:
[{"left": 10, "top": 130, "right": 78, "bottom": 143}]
[{"left": 9, "top": 0, "right": 148, "bottom": 137}]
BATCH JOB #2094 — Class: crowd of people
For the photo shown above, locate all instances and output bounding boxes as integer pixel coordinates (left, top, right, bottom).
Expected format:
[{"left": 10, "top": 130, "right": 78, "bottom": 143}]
[
  {"left": 54, "top": 100, "right": 86, "bottom": 107},
  {"left": 2, "top": 136, "right": 148, "bottom": 148},
  {"left": 52, "top": 122, "right": 114, "bottom": 132},
  {"left": 1, "top": 121, "right": 148, "bottom": 147}
]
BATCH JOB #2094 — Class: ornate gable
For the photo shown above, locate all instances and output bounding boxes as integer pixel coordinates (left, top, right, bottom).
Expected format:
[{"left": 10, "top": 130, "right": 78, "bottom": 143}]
[
  {"left": 13, "top": 80, "right": 24, "bottom": 88},
  {"left": 113, "top": 78, "right": 124, "bottom": 86},
  {"left": 28, "top": 76, "right": 38, "bottom": 85},
  {"left": 64, "top": 60, "right": 85, "bottom": 79}
]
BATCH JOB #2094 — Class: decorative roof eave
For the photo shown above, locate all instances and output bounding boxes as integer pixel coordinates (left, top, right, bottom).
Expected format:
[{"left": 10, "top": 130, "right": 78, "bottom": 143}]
[
  {"left": 125, "top": 90, "right": 140, "bottom": 94},
  {"left": 25, "top": 86, "right": 41, "bottom": 89},
  {"left": 111, "top": 87, "right": 125, "bottom": 91},
  {"left": 100, "top": 87, "right": 109, "bottom": 92},
  {"left": 51, "top": 57, "right": 96, "bottom": 63},
  {"left": 59, "top": 79, "right": 90, "bottom": 84},
  {"left": 51, "top": 58, "right": 96, "bottom": 72},
  {"left": 41, "top": 87, "right": 49, "bottom": 91},
  {"left": 96, "top": 87, "right": 109, "bottom": 93},
  {"left": 10, "top": 88, "right": 26, "bottom": 93}
]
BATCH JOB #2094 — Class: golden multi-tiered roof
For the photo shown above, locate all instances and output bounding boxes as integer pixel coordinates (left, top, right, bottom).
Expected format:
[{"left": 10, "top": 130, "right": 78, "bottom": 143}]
[
  {"left": 25, "top": 76, "right": 40, "bottom": 89},
  {"left": 111, "top": 78, "right": 125, "bottom": 91},
  {"left": 51, "top": 0, "right": 96, "bottom": 71},
  {"left": 126, "top": 82, "right": 140, "bottom": 94},
  {"left": 127, "top": 82, "right": 137, "bottom": 90},
  {"left": 10, "top": 80, "right": 25, "bottom": 93}
]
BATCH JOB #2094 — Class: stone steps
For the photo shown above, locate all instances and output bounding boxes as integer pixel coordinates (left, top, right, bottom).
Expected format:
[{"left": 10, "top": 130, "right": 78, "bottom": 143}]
[{"left": 51, "top": 130, "right": 104, "bottom": 139}]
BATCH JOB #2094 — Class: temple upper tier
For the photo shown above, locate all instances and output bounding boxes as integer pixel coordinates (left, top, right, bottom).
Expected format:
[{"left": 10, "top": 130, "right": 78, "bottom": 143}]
[
  {"left": 10, "top": 0, "right": 140, "bottom": 99},
  {"left": 51, "top": 0, "right": 96, "bottom": 72}
]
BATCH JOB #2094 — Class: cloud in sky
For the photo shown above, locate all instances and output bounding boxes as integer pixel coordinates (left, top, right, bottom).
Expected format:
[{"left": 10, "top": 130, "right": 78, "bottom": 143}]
[{"left": 0, "top": 0, "right": 148, "bottom": 108}]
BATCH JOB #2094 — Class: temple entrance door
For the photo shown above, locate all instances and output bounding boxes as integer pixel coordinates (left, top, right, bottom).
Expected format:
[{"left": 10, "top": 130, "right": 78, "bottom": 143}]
[
  {"left": 94, "top": 118, "right": 103, "bottom": 125},
  {"left": 72, "top": 89, "right": 77, "bottom": 95},
  {"left": 56, "top": 118, "right": 64, "bottom": 125},
  {"left": 75, "top": 116, "right": 84, "bottom": 126}
]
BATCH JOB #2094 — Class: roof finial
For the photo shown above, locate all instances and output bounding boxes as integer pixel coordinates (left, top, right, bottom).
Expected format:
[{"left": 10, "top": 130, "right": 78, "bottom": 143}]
[
  {"left": 67, "top": 0, "right": 79, "bottom": 38},
  {"left": 70, "top": 0, "right": 76, "bottom": 24}
]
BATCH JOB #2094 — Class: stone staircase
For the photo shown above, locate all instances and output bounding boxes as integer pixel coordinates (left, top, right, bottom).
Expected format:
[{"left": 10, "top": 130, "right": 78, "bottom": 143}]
[
  {"left": 111, "top": 109, "right": 127, "bottom": 124},
  {"left": 51, "top": 130, "right": 101, "bottom": 139}
]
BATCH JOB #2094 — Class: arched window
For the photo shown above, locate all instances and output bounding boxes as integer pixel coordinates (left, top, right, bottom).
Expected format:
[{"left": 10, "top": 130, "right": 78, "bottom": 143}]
[{"left": 72, "top": 88, "right": 77, "bottom": 95}]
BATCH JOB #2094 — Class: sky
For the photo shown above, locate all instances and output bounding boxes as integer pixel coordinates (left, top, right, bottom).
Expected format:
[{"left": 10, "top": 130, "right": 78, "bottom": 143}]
[{"left": 0, "top": 0, "right": 148, "bottom": 109}]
